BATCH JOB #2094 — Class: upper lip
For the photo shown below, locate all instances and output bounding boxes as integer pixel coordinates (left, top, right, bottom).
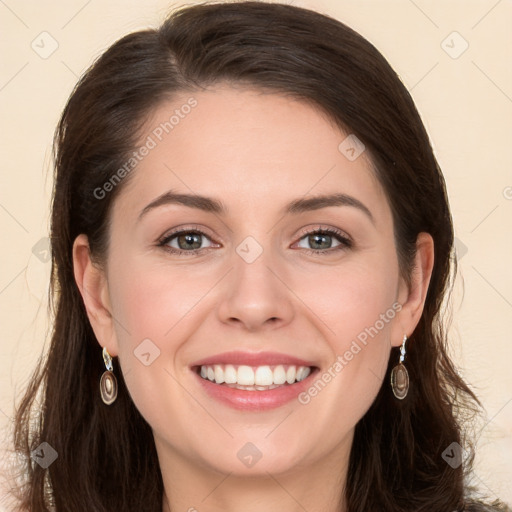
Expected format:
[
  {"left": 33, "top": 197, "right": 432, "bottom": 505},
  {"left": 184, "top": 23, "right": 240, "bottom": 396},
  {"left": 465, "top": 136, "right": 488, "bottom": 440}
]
[{"left": 191, "top": 351, "right": 317, "bottom": 368}]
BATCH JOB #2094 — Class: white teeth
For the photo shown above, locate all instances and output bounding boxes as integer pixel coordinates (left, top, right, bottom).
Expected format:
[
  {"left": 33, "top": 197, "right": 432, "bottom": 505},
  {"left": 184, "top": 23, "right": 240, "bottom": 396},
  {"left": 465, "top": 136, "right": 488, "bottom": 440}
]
[
  {"left": 296, "top": 366, "right": 311, "bottom": 381},
  {"left": 224, "top": 364, "right": 237, "bottom": 384},
  {"left": 286, "top": 366, "right": 296, "bottom": 384},
  {"left": 254, "top": 366, "right": 273, "bottom": 386},
  {"left": 273, "top": 365, "right": 287, "bottom": 385},
  {"left": 214, "top": 364, "right": 224, "bottom": 384},
  {"left": 237, "top": 365, "right": 254, "bottom": 385},
  {"left": 198, "top": 364, "right": 312, "bottom": 387}
]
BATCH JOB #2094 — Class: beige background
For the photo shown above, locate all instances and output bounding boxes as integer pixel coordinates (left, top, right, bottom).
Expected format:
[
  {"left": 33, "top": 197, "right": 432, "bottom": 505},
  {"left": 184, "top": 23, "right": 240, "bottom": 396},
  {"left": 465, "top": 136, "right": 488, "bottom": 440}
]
[{"left": 1, "top": 0, "right": 511, "bottom": 508}]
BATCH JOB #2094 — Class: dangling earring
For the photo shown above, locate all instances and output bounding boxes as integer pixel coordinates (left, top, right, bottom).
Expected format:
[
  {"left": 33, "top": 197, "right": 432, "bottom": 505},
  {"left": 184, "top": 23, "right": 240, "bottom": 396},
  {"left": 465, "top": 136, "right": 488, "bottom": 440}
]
[
  {"left": 390, "top": 334, "right": 409, "bottom": 400},
  {"left": 100, "top": 347, "right": 118, "bottom": 405}
]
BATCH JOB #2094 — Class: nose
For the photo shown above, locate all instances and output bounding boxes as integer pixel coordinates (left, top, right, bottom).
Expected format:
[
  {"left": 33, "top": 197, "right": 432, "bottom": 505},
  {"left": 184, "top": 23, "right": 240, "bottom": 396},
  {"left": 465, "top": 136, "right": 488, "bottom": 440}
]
[{"left": 216, "top": 246, "right": 295, "bottom": 332}]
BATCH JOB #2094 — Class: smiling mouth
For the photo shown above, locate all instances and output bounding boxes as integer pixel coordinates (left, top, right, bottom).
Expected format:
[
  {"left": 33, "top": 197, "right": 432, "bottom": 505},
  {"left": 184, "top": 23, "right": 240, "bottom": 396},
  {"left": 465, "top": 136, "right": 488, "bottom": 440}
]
[{"left": 195, "top": 364, "right": 316, "bottom": 391}]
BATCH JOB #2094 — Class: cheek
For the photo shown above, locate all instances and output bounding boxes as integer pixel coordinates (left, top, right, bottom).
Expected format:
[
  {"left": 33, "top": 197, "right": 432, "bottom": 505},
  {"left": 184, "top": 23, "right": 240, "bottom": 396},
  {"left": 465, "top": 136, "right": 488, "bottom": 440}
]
[
  {"left": 107, "top": 268, "right": 201, "bottom": 448},
  {"left": 108, "top": 257, "right": 214, "bottom": 342},
  {"left": 292, "top": 254, "right": 399, "bottom": 421},
  {"left": 295, "top": 251, "right": 399, "bottom": 350},
  {"left": 336, "top": 273, "right": 398, "bottom": 351}
]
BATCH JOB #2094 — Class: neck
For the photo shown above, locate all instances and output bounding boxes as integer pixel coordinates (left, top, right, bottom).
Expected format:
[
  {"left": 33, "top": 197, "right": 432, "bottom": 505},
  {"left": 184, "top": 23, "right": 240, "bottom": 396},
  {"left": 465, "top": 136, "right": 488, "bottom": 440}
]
[{"left": 157, "top": 436, "right": 351, "bottom": 512}]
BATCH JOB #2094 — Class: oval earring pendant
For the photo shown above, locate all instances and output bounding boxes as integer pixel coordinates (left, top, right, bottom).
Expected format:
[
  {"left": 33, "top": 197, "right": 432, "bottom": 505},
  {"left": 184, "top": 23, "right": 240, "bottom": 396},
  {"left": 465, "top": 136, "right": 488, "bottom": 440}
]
[
  {"left": 391, "top": 363, "right": 409, "bottom": 400},
  {"left": 100, "top": 370, "right": 118, "bottom": 405}
]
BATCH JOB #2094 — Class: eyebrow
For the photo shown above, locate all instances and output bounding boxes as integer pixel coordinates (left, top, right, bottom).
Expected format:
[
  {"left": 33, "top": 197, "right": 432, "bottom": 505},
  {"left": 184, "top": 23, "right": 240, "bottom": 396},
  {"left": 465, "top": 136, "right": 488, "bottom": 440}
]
[{"left": 138, "top": 190, "right": 375, "bottom": 224}]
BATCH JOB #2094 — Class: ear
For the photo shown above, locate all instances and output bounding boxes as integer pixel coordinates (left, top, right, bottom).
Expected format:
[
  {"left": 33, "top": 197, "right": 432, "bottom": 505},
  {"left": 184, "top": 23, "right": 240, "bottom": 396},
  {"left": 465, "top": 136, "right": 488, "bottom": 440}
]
[
  {"left": 391, "top": 232, "right": 435, "bottom": 346},
  {"left": 72, "top": 234, "right": 119, "bottom": 356}
]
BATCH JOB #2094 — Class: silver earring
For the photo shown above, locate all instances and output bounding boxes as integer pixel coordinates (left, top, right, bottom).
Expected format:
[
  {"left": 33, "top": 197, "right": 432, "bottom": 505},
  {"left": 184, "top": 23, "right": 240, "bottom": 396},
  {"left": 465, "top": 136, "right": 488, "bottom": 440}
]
[
  {"left": 100, "top": 347, "right": 118, "bottom": 405},
  {"left": 390, "top": 334, "right": 409, "bottom": 400}
]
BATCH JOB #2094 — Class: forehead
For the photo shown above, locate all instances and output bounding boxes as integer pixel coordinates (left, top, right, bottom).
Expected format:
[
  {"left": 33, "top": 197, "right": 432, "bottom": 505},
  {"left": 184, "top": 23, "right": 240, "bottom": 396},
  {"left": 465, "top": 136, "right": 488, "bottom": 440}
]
[{"left": 115, "top": 85, "right": 389, "bottom": 223}]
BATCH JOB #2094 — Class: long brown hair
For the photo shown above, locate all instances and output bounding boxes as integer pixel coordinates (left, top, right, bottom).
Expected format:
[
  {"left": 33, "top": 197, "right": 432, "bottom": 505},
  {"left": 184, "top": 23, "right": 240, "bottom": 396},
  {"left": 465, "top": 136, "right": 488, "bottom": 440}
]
[{"left": 10, "top": 2, "right": 510, "bottom": 511}]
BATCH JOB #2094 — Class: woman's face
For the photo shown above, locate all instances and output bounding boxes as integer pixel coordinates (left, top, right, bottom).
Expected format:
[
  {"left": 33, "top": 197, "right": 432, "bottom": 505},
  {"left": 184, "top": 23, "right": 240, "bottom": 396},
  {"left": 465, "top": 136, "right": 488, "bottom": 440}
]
[{"left": 79, "top": 85, "right": 422, "bottom": 477}]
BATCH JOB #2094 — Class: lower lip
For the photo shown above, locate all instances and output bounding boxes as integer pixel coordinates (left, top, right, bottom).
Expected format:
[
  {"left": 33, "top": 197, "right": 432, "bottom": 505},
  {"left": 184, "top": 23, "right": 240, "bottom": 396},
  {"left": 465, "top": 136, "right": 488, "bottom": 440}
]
[{"left": 194, "top": 369, "right": 318, "bottom": 410}]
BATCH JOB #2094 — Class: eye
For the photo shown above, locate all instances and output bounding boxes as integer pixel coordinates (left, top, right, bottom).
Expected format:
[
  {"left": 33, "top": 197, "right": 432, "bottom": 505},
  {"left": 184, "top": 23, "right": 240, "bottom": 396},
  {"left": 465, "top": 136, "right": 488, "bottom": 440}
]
[
  {"left": 295, "top": 227, "right": 352, "bottom": 255},
  {"left": 158, "top": 227, "right": 217, "bottom": 255},
  {"left": 157, "top": 225, "right": 352, "bottom": 256}
]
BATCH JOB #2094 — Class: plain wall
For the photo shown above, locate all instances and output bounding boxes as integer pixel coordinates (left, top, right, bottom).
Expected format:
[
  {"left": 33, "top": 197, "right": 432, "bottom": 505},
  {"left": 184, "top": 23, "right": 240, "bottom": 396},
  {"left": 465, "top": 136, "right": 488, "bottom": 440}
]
[{"left": 1, "top": 0, "right": 511, "bottom": 509}]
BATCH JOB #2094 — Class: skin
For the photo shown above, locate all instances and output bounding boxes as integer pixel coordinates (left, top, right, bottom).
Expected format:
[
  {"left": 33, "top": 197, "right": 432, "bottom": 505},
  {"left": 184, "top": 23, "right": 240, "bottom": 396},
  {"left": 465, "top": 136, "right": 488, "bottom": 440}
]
[{"left": 73, "top": 85, "right": 434, "bottom": 512}]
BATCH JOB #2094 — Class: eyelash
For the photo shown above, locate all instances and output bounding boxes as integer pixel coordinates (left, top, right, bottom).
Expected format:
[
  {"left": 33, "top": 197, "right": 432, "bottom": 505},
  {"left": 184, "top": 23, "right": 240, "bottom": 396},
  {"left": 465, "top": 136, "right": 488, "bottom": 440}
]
[{"left": 157, "top": 225, "right": 353, "bottom": 257}]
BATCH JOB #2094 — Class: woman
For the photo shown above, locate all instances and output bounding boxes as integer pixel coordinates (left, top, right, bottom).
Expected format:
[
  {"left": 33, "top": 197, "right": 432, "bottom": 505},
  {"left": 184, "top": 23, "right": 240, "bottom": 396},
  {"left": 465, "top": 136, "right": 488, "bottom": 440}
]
[{"left": 10, "top": 1, "right": 510, "bottom": 511}]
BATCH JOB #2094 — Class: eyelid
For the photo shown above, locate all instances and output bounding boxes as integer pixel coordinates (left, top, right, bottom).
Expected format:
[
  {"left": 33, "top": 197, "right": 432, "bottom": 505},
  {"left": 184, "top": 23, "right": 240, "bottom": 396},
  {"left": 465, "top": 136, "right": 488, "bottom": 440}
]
[
  {"left": 294, "top": 224, "right": 353, "bottom": 244},
  {"left": 159, "top": 224, "right": 216, "bottom": 241}
]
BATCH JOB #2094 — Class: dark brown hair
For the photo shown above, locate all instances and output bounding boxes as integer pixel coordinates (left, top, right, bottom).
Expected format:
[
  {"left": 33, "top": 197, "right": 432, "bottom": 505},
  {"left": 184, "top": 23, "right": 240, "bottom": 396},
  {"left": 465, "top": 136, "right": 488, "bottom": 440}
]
[{"left": 10, "top": 2, "right": 510, "bottom": 511}]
